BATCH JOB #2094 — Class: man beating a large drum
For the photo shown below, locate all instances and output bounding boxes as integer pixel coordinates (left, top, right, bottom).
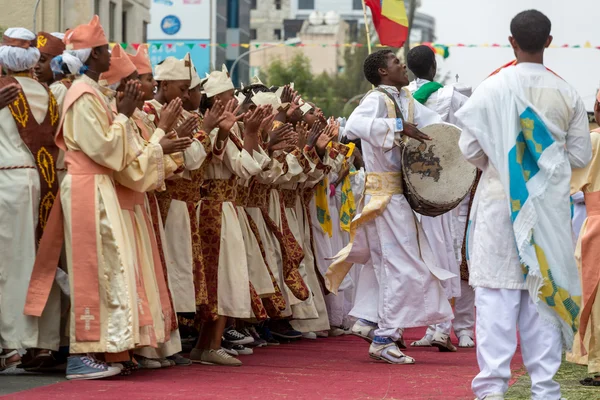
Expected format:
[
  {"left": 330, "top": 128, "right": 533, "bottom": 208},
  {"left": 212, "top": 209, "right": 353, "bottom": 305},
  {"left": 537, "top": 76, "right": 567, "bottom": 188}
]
[{"left": 324, "top": 49, "right": 457, "bottom": 364}]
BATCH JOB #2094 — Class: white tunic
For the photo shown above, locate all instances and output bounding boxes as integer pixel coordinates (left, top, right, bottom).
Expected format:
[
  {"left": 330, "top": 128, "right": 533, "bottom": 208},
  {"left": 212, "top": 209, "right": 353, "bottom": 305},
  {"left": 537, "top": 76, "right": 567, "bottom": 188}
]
[
  {"left": 344, "top": 85, "right": 454, "bottom": 332},
  {"left": 457, "top": 63, "right": 591, "bottom": 290}
]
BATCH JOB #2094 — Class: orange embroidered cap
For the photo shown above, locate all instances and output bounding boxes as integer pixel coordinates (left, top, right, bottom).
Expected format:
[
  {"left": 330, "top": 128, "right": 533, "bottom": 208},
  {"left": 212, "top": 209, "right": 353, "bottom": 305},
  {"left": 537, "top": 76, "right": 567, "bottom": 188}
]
[
  {"left": 128, "top": 44, "right": 153, "bottom": 75},
  {"left": 99, "top": 44, "right": 137, "bottom": 86},
  {"left": 64, "top": 15, "right": 108, "bottom": 51},
  {"left": 36, "top": 32, "right": 65, "bottom": 57}
]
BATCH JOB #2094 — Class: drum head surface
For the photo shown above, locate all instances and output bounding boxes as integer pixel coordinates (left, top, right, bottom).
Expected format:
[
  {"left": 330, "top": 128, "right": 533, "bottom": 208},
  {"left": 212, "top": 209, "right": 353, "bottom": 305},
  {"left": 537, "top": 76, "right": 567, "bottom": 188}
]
[{"left": 402, "top": 123, "right": 476, "bottom": 208}]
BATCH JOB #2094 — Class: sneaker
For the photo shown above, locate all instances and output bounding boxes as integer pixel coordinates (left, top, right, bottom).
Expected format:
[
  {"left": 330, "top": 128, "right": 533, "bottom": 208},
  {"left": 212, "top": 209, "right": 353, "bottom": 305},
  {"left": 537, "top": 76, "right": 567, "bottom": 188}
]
[
  {"left": 200, "top": 349, "right": 242, "bottom": 366},
  {"left": 351, "top": 319, "right": 376, "bottom": 343},
  {"left": 135, "top": 356, "right": 162, "bottom": 369},
  {"left": 232, "top": 345, "right": 253, "bottom": 355},
  {"left": 66, "top": 355, "right": 121, "bottom": 380},
  {"left": 329, "top": 327, "right": 346, "bottom": 337},
  {"left": 271, "top": 328, "right": 302, "bottom": 339},
  {"left": 223, "top": 328, "right": 254, "bottom": 345},
  {"left": 221, "top": 339, "right": 239, "bottom": 356},
  {"left": 302, "top": 332, "right": 317, "bottom": 340},
  {"left": 458, "top": 335, "right": 475, "bottom": 348},
  {"left": 260, "top": 327, "right": 280, "bottom": 346},
  {"left": 431, "top": 332, "right": 457, "bottom": 352},
  {"left": 157, "top": 358, "right": 172, "bottom": 368},
  {"left": 166, "top": 353, "right": 192, "bottom": 366},
  {"left": 316, "top": 330, "right": 329, "bottom": 338},
  {"left": 167, "top": 353, "right": 192, "bottom": 367},
  {"left": 369, "top": 338, "right": 415, "bottom": 365},
  {"left": 411, "top": 334, "right": 433, "bottom": 347},
  {"left": 242, "top": 327, "right": 268, "bottom": 348},
  {"left": 189, "top": 348, "right": 203, "bottom": 363}
]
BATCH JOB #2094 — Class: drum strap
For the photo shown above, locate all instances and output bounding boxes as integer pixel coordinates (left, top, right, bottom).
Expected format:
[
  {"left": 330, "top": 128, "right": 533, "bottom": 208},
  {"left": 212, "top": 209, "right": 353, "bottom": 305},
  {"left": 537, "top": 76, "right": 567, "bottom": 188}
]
[{"left": 375, "top": 88, "right": 404, "bottom": 121}]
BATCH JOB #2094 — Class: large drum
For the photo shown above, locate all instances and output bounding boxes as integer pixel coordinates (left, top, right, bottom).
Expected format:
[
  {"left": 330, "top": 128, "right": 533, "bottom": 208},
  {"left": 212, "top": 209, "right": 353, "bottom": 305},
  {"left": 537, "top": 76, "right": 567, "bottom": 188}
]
[{"left": 399, "top": 123, "right": 477, "bottom": 217}]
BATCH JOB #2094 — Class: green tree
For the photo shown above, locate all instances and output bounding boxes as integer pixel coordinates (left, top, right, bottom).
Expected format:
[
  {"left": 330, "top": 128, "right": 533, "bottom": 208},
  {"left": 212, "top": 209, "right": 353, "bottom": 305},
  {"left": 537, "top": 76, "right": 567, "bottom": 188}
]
[{"left": 260, "top": 31, "right": 378, "bottom": 118}]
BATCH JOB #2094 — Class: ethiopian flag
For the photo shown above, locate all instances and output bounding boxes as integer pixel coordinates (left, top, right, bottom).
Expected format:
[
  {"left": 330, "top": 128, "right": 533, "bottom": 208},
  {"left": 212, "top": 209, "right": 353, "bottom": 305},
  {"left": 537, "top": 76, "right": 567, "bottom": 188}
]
[{"left": 365, "top": 0, "right": 409, "bottom": 48}]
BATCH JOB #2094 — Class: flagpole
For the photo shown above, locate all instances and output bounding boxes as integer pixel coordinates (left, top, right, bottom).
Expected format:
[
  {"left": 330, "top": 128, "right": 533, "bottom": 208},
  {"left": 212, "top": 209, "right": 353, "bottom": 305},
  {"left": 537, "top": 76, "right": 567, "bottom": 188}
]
[{"left": 360, "top": 0, "right": 373, "bottom": 55}]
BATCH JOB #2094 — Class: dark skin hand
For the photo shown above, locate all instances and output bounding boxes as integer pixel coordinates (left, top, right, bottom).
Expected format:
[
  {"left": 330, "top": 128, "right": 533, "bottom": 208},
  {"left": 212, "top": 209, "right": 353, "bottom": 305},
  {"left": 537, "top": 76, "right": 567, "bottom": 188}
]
[
  {"left": 306, "top": 121, "right": 324, "bottom": 149},
  {"left": 203, "top": 98, "right": 226, "bottom": 133},
  {"left": 117, "top": 80, "right": 143, "bottom": 118},
  {"left": 315, "top": 121, "right": 339, "bottom": 157},
  {"left": 275, "top": 85, "right": 294, "bottom": 123},
  {"left": 159, "top": 131, "right": 193, "bottom": 155},
  {"left": 258, "top": 112, "right": 275, "bottom": 144},
  {"left": 0, "top": 84, "right": 20, "bottom": 109},
  {"left": 157, "top": 98, "right": 183, "bottom": 133},
  {"left": 216, "top": 99, "right": 245, "bottom": 149},
  {"left": 175, "top": 116, "right": 199, "bottom": 139},
  {"left": 268, "top": 123, "right": 296, "bottom": 152},
  {"left": 243, "top": 105, "right": 269, "bottom": 152},
  {"left": 296, "top": 121, "right": 309, "bottom": 149}
]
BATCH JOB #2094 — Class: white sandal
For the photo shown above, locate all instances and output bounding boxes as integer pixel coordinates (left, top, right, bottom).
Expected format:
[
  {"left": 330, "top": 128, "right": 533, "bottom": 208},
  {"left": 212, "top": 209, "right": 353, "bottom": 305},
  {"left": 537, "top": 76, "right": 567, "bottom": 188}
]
[{"left": 1, "top": 350, "right": 21, "bottom": 371}]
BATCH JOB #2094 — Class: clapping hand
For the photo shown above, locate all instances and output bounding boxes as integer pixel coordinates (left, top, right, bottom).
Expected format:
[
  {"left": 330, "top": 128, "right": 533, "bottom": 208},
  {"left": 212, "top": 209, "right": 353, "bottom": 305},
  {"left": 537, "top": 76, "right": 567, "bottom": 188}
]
[
  {"left": 218, "top": 99, "right": 244, "bottom": 132},
  {"left": 117, "top": 80, "right": 143, "bottom": 118},
  {"left": 158, "top": 98, "right": 183, "bottom": 133},
  {"left": 203, "top": 99, "right": 226, "bottom": 133}
]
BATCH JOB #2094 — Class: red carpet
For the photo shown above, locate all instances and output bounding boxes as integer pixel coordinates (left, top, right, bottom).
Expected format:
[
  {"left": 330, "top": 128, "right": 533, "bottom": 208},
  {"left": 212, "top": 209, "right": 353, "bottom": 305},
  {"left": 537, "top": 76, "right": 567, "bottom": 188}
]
[{"left": 7, "top": 328, "right": 525, "bottom": 400}]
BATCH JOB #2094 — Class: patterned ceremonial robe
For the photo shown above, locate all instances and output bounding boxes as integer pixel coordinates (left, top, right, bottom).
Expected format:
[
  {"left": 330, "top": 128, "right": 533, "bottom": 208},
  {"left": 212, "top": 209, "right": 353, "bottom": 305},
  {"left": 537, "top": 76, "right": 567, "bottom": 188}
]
[{"left": 0, "top": 75, "right": 61, "bottom": 351}]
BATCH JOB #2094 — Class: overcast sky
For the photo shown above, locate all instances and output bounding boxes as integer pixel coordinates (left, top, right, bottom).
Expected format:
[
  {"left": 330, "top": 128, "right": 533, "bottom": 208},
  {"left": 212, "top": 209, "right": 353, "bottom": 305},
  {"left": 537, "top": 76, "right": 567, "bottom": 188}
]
[{"left": 417, "top": 0, "right": 600, "bottom": 110}]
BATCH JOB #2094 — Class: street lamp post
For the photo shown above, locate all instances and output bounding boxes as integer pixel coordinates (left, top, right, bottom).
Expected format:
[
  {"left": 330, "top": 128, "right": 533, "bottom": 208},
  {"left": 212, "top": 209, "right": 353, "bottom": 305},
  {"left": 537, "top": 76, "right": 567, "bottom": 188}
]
[
  {"left": 33, "top": 0, "right": 42, "bottom": 32},
  {"left": 230, "top": 37, "right": 302, "bottom": 83}
]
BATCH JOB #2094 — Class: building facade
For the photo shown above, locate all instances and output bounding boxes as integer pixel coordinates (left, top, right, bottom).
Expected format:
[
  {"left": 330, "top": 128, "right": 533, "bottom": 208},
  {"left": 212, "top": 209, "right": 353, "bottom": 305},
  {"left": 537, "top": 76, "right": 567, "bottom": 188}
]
[
  {"left": 0, "top": 0, "right": 150, "bottom": 43},
  {"left": 216, "top": 0, "right": 251, "bottom": 86}
]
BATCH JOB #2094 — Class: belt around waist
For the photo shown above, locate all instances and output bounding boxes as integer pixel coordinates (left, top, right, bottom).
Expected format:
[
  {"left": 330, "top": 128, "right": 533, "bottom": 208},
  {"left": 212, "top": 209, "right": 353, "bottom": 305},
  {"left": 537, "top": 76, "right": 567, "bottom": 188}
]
[{"left": 365, "top": 172, "right": 403, "bottom": 196}]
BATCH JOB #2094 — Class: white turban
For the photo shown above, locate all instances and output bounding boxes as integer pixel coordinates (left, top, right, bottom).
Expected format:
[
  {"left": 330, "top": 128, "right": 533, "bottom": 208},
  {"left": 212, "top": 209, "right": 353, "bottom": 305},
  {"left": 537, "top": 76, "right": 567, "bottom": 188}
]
[
  {"left": 50, "top": 32, "right": 65, "bottom": 41},
  {"left": 0, "top": 27, "right": 40, "bottom": 72},
  {"left": 52, "top": 48, "right": 92, "bottom": 76}
]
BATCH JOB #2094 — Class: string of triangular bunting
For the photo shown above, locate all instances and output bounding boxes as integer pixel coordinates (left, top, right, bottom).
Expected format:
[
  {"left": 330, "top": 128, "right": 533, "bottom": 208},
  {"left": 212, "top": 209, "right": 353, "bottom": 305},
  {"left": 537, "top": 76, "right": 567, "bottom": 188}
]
[{"left": 110, "top": 41, "right": 600, "bottom": 51}]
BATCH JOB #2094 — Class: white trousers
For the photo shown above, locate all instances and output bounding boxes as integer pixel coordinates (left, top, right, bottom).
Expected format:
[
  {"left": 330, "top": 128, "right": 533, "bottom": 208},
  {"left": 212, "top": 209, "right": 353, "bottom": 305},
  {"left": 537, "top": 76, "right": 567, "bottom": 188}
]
[
  {"left": 426, "top": 281, "right": 475, "bottom": 338},
  {"left": 472, "top": 287, "right": 562, "bottom": 400}
]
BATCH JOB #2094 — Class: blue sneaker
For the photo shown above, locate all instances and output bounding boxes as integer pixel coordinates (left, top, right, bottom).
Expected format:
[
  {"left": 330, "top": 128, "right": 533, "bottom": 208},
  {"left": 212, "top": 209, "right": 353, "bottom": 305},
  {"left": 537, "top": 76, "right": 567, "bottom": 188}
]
[
  {"left": 66, "top": 355, "right": 121, "bottom": 380},
  {"left": 271, "top": 327, "right": 302, "bottom": 340}
]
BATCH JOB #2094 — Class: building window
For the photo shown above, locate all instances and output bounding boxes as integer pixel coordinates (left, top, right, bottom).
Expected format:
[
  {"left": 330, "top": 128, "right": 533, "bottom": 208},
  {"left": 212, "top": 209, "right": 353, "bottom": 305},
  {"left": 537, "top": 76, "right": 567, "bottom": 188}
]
[
  {"left": 94, "top": 0, "right": 101, "bottom": 15},
  {"left": 143, "top": 21, "right": 148, "bottom": 44},
  {"left": 251, "top": 0, "right": 257, "bottom": 9},
  {"left": 250, "top": 29, "right": 257, "bottom": 41},
  {"left": 109, "top": 1, "right": 116, "bottom": 42},
  {"left": 122, "top": 11, "right": 128, "bottom": 43},
  {"left": 353, "top": 0, "right": 363, "bottom": 10},
  {"left": 274, "top": 29, "right": 281, "bottom": 41},
  {"left": 275, "top": 0, "right": 281, "bottom": 10},
  {"left": 298, "top": 0, "right": 314, "bottom": 10}
]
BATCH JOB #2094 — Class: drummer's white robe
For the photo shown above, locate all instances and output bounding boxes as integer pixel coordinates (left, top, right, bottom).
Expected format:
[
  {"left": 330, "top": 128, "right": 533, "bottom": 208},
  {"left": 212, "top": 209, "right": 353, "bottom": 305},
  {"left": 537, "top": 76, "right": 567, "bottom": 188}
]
[
  {"left": 344, "top": 85, "right": 453, "bottom": 340},
  {"left": 408, "top": 77, "right": 469, "bottom": 300},
  {"left": 0, "top": 77, "right": 61, "bottom": 351}
]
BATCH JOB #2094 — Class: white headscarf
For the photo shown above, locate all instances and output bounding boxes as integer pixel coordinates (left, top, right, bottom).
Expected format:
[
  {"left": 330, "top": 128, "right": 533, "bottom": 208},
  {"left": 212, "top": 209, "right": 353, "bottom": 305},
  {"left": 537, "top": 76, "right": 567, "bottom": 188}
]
[
  {"left": 0, "top": 27, "right": 40, "bottom": 72},
  {"left": 53, "top": 48, "right": 92, "bottom": 76},
  {"left": 50, "top": 32, "right": 65, "bottom": 41}
]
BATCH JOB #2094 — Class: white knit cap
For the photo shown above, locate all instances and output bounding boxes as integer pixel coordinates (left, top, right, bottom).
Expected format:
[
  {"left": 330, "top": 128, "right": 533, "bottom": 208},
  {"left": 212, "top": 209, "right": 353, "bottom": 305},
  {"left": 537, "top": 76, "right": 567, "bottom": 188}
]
[{"left": 0, "top": 28, "right": 40, "bottom": 71}]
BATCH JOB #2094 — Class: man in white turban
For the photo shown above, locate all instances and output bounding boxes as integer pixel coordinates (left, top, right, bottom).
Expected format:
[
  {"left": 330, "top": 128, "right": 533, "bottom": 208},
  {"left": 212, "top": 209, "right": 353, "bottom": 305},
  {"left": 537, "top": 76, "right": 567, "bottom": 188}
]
[{"left": 0, "top": 27, "right": 63, "bottom": 372}]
